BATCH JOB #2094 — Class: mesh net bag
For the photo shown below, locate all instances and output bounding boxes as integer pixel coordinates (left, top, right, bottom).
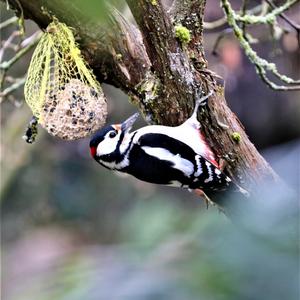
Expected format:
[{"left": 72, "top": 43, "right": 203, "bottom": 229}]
[{"left": 24, "top": 19, "right": 107, "bottom": 140}]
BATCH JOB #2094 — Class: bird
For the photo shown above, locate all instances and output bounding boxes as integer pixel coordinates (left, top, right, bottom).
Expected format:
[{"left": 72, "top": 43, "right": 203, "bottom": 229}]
[{"left": 89, "top": 92, "right": 249, "bottom": 206}]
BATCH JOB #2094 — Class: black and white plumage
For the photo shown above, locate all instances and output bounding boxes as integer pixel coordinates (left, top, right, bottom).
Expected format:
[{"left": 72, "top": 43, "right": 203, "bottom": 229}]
[{"left": 90, "top": 93, "right": 248, "bottom": 204}]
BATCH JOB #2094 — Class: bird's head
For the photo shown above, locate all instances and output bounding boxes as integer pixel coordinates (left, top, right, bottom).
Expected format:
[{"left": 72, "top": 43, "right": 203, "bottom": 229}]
[{"left": 89, "top": 113, "right": 139, "bottom": 165}]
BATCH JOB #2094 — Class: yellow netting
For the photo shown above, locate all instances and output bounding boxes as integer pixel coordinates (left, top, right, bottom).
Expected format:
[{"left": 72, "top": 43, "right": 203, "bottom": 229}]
[{"left": 24, "top": 19, "right": 107, "bottom": 140}]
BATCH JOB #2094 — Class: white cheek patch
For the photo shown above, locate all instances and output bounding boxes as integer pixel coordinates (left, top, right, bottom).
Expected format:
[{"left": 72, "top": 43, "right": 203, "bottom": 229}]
[{"left": 96, "top": 131, "right": 121, "bottom": 156}]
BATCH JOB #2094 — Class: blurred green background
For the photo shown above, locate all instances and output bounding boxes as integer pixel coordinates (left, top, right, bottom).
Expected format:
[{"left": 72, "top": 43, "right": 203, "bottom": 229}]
[{"left": 1, "top": 1, "right": 299, "bottom": 300}]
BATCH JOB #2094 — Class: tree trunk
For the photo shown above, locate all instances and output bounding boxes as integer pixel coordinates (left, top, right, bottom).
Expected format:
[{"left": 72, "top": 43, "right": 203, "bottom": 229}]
[{"left": 4, "top": 0, "right": 280, "bottom": 213}]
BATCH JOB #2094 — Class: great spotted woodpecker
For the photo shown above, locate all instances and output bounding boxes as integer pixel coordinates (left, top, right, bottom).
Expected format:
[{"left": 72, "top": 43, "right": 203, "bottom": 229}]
[{"left": 90, "top": 92, "right": 249, "bottom": 205}]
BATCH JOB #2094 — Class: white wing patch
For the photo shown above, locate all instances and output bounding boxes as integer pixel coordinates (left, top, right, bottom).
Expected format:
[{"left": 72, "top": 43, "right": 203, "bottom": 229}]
[
  {"left": 204, "top": 161, "right": 213, "bottom": 183},
  {"left": 141, "top": 146, "right": 194, "bottom": 177},
  {"left": 132, "top": 125, "right": 216, "bottom": 163},
  {"left": 215, "top": 169, "right": 221, "bottom": 175},
  {"left": 194, "top": 155, "right": 202, "bottom": 177},
  {"left": 133, "top": 126, "right": 207, "bottom": 157}
]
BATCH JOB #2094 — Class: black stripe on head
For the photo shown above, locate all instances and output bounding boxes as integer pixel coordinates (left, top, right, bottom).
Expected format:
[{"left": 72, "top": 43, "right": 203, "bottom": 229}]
[
  {"left": 114, "top": 132, "right": 137, "bottom": 164},
  {"left": 90, "top": 125, "right": 115, "bottom": 148},
  {"left": 116, "top": 130, "right": 125, "bottom": 152}
]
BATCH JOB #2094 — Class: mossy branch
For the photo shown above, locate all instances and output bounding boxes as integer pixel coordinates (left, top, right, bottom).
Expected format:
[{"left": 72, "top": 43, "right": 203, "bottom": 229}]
[
  {"left": 235, "top": 0, "right": 298, "bottom": 25},
  {"left": 221, "top": 0, "right": 300, "bottom": 91},
  {"left": 203, "top": 4, "right": 262, "bottom": 30}
]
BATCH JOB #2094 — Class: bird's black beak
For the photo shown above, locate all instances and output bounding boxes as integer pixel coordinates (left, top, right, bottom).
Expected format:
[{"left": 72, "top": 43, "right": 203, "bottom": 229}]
[{"left": 121, "top": 113, "right": 139, "bottom": 133}]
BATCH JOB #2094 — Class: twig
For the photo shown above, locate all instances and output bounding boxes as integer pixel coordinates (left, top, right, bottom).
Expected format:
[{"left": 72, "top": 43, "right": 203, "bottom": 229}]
[
  {"left": 0, "top": 30, "right": 21, "bottom": 90},
  {"left": 235, "top": 0, "right": 298, "bottom": 25},
  {"left": 0, "top": 30, "right": 41, "bottom": 96},
  {"left": 204, "top": 4, "right": 262, "bottom": 30},
  {"left": 14, "top": 0, "right": 25, "bottom": 36},
  {"left": 204, "top": 16, "right": 228, "bottom": 30},
  {"left": 240, "top": 0, "right": 249, "bottom": 40},
  {"left": 255, "top": 62, "right": 300, "bottom": 91},
  {"left": 20, "top": 30, "right": 42, "bottom": 48},
  {"left": 0, "top": 76, "right": 25, "bottom": 102},
  {"left": 265, "top": 0, "right": 300, "bottom": 46},
  {"left": 221, "top": 0, "right": 300, "bottom": 91},
  {"left": 0, "top": 31, "right": 41, "bottom": 71},
  {"left": 207, "top": 2, "right": 259, "bottom": 55},
  {"left": 265, "top": 0, "right": 300, "bottom": 30},
  {"left": 209, "top": 1, "right": 259, "bottom": 56},
  {"left": 0, "top": 30, "right": 20, "bottom": 62},
  {"left": 0, "top": 16, "right": 18, "bottom": 30}
]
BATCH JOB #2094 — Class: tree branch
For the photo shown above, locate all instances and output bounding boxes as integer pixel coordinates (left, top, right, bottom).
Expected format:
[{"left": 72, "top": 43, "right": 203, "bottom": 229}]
[
  {"left": 126, "top": 0, "right": 279, "bottom": 192},
  {"left": 0, "top": 16, "right": 18, "bottom": 30},
  {"left": 0, "top": 31, "right": 41, "bottom": 71},
  {"left": 4, "top": 0, "right": 152, "bottom": 93},
  {"left": 203, "top": 4, "right": 262, "bottom": 30},
  {"left": 265, "top": 0, "right": 300, "bottom": 46},
  {"left": 0, "top": 76, "right": 25, "bottom": 102},
  {"left": 2, "top": 0, "right": 282, "bottom": 213},
  {"left": 126, "top": 0, "right": 203, "bottom": 125},
  {"left": 221, "top": 0, "right": 300, "bottom": 91},
  {"left": 235, "top": 0, "right": 298, "bottom": 25}
]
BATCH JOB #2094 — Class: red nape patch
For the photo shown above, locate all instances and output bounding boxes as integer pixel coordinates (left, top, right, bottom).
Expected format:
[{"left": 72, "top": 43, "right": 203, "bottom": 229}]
[
  {"left": 90, "top": 146, "right": 97, "bottom": 157},
  {"left": 199, "top": 132, "right": 219, "bottom": 168}
]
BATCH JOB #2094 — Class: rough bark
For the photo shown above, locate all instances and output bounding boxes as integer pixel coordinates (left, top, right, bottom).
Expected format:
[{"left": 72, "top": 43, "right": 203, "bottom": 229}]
[{"left": 4, "top": 0, "right": 280, "bottom": 213}]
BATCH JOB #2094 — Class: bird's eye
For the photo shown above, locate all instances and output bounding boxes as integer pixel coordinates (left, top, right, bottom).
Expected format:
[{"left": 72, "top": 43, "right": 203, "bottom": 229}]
[{"left": 109, "top": 131, "right": 117, "bottom": 138}]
